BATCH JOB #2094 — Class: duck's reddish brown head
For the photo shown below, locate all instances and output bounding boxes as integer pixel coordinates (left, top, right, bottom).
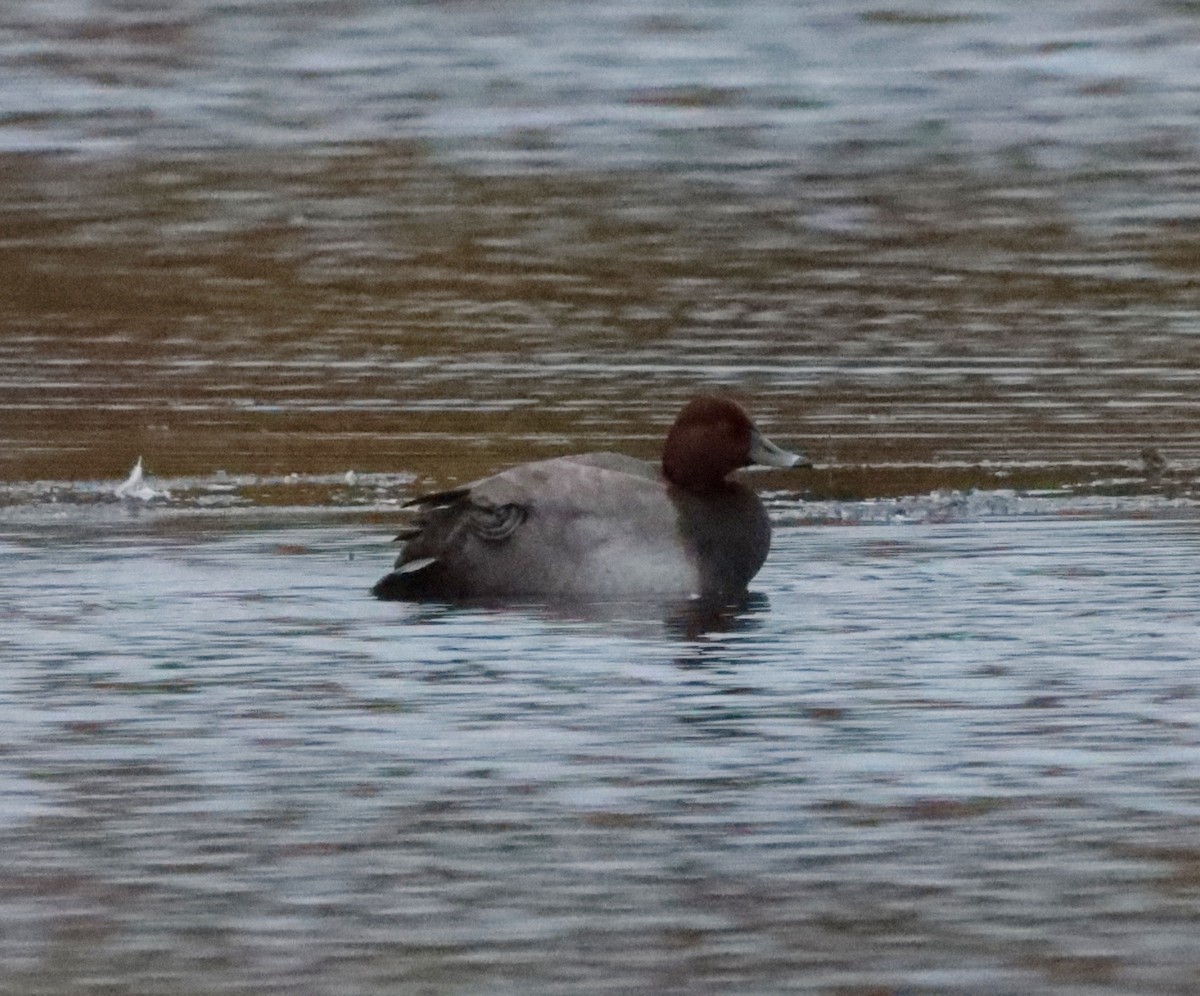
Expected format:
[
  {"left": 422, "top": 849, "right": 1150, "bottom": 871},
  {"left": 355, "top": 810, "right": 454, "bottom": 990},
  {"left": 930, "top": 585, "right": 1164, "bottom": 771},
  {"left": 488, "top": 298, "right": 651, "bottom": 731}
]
[{"left": 661, "top": 395, "right": 807, "bottom": 492}]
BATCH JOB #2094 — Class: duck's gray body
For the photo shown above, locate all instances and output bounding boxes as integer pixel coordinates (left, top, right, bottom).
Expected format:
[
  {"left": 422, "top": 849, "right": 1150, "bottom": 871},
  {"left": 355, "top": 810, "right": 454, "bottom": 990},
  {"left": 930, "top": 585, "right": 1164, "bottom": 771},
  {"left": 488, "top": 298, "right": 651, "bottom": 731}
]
[{"left": 371, "top": 452, "right": 772, "bottom": 602}]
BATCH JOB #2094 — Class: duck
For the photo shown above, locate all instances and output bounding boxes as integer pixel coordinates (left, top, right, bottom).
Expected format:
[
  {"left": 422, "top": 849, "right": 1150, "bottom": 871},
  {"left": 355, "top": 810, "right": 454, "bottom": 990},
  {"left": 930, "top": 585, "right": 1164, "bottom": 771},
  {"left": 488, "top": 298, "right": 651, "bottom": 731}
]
[{"left": 372, "top": 395, "right": 808, "bottom": 602}]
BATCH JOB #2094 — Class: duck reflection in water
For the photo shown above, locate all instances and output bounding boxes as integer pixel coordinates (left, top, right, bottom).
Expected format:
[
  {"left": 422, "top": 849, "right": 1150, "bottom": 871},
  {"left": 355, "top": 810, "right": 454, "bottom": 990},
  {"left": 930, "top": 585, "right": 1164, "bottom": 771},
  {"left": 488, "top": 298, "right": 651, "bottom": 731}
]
[
  {"left": 373, "top": 395, "right": 809, "bottom": 606},
  {"left": 391, "top": 590, "right": 773, "bottom": 646}
]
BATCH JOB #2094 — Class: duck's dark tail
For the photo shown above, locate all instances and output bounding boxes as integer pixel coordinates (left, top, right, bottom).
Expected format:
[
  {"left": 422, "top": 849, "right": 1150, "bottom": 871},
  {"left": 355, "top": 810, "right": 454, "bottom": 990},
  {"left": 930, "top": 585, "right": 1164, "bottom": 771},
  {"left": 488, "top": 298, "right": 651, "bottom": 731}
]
[{"left": 371, "top": 557, "right": 439, "bottom": 600}]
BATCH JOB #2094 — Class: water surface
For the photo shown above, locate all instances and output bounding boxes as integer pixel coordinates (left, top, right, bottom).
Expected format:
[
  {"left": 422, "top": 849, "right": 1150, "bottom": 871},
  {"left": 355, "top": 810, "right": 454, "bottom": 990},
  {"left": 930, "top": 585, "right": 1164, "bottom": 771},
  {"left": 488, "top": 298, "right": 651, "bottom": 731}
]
[
  {"left": 4, "top": 1, "right": 1200, "bottom": 991},
  {"left": 3, "top": 505, "right": 1200, "bottom": 993},
  {"left": 3, "top": 0, "right": 1200, "bottom": 489}
]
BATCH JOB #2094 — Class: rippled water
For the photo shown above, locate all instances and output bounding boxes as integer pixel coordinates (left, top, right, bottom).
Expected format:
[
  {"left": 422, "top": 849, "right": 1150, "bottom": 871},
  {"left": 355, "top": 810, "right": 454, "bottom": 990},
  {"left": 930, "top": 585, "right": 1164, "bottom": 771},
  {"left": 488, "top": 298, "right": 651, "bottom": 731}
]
[
  {"left": 3, "top": 0, "right": 1200, "bottom": 490},
  {"left": 4, "top": 0, "right": 1200, "bottom": 169},
  {"left": 3, "top": 506, "right": 1200, "bottom": 994},
  {"left": 4, "top": 0, "right": 1200, "bottom": 991}
]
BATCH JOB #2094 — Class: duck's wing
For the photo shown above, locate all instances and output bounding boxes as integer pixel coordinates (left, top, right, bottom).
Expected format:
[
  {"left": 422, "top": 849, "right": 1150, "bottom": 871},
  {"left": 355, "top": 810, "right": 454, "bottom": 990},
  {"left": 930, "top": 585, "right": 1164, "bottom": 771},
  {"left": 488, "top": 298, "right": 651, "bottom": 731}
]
[
  {"left": 397, "top": 478, "right": 528, "bottom": 546},
  {"left": 389, "top": 486, "right": 470, "bottom": 541},
  {"left": 396, "top": 454, "right": 657, "bottom": 539},
  {"left": 403, "top": 485, "right": 470, "bottom": 510},
  {"left": 558, "top": 452, "right": 660, "bottom": 481},
  {"left": 374, "top": 462, "right": 564, "bottom": 599}
]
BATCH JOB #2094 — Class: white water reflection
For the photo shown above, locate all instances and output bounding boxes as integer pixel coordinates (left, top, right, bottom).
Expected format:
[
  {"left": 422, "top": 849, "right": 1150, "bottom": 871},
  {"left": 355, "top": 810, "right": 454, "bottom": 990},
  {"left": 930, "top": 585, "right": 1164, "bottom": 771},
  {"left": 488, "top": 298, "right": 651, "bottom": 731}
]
[
  {"left": 4, "top": 0, "right": 1200, "bottom": 181},
  {"left": 2, "top": 507, "right": 1200, "bottom": 991}
]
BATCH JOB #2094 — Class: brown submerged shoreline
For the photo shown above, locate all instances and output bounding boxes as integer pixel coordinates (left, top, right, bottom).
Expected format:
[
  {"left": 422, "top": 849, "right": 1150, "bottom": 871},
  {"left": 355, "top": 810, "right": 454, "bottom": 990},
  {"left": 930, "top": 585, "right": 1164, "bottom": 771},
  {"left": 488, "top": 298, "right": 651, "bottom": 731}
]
[{"left": 3, "top": 151, "right": 1199, "bottom": 495}]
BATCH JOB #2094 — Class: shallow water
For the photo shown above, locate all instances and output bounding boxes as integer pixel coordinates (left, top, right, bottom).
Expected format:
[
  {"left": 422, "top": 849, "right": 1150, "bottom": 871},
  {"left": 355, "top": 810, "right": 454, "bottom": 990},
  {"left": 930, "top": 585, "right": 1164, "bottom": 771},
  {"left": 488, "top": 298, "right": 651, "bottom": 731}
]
[
  {"left": 4, "top": 0, "right": 1200, "bottom": 991},
  {"left": 3, "top": 505, "right": 1200, "bottom": 994},
  {"left": 3, "top": 0, "right": 1200, "bottom": 490}
]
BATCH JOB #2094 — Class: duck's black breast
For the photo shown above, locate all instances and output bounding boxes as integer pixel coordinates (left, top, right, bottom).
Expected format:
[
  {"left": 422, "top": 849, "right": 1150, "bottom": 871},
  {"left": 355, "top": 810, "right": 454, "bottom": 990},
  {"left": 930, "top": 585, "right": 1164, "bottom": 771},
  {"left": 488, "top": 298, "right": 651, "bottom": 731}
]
[{"left": 672, "top": 482, "right": 772, "bottom": 599}]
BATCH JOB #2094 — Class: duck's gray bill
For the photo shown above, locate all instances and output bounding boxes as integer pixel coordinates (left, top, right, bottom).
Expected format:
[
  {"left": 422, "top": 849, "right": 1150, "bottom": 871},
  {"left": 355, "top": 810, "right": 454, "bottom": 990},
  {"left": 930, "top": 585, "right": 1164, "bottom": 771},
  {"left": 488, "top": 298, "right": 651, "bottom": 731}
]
[{"left": 749, "top": 428, "right": 811, "bottom": 469}]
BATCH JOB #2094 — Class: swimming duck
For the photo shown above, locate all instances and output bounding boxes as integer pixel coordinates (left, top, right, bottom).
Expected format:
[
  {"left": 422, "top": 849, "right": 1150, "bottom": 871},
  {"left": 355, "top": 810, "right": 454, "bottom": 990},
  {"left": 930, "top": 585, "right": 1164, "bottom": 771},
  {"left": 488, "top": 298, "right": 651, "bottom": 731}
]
[{"left": 372, "top": 395, "right": 808, "bottom": 602}]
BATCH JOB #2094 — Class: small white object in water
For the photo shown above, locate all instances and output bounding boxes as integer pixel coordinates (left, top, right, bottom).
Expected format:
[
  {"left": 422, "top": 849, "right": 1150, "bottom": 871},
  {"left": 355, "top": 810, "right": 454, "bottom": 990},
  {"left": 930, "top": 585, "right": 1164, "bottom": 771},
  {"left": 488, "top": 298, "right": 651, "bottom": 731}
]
[
  {"left": 115, "top": 456, "right": 163, "bottom": 501},
  {"left": 344, "top": 470, "right": 358, "bottom": 486}
]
